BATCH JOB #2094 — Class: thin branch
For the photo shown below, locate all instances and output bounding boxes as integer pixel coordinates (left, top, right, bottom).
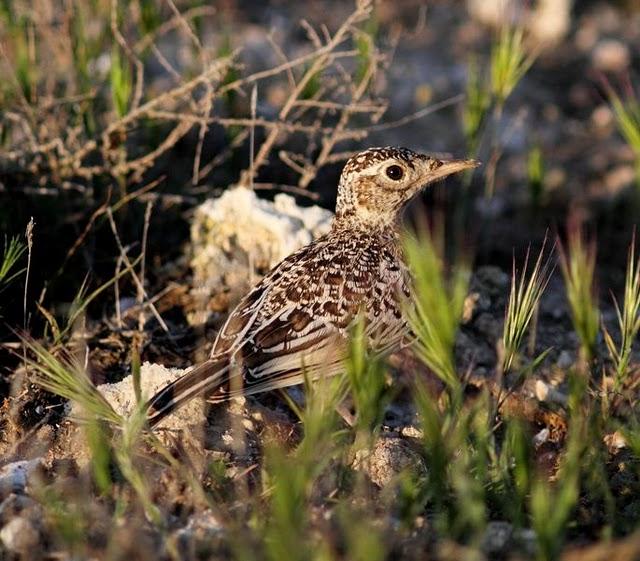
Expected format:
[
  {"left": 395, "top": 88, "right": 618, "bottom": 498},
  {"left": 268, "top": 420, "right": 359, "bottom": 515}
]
[
  {"left": 105, "top": 208, "right": 169, "bottom": 333},
  {"left": 138, "top": 200, "right": 154, "bottom": 332}
]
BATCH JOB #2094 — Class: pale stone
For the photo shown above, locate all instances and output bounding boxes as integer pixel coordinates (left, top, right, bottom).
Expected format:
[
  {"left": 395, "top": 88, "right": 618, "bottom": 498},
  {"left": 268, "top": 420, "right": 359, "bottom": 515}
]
[
  {"left": 352, "top": 436, "right": 426, "bottom": 487},
  {"left": 592, "top": 39, "right": 631, "bottom": 73},
  {"left": 482, "top": 521, "right": 513, "bottom": 555},
  {"left": 534, "top": 379, "right": 567, "bottom": 406},
  {"left": 93, "top": 362, "right": 206, "bottom": 432},
  {"left": 467, "top": 0, "right": 571, "bottom": 46},
  {"left": 0, "top": 517, "right": 40, "bottom": 554}
]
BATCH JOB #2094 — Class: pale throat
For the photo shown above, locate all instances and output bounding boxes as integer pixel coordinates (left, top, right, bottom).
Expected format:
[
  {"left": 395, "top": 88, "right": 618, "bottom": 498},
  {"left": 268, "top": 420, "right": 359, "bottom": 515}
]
[
  {"left": 332, "top": 198, "right": 403, "bottom": 234},
  {"left": 333, "top": 177, "right": 407, "bottom": 233}
]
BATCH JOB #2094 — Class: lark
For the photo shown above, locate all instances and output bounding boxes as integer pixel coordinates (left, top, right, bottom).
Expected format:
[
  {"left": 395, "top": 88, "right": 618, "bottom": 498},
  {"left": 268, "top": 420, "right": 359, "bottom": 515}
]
[{"left": 147, "top": 147, "right": 477, "bottom": 426}]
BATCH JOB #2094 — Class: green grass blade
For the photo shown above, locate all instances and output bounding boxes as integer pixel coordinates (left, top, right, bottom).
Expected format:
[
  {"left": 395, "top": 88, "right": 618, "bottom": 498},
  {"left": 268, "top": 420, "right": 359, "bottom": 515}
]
[
  {"left": 501, "top": 241, "right": 554, "bottom": 374},
  {"left": 21, "top": 337, "right": 122, "bottom": 426}
]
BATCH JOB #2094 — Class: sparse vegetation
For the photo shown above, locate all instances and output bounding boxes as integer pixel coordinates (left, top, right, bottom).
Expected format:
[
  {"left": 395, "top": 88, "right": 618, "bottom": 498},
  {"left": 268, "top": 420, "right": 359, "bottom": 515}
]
[
  {"left": 0, "top": 236, "right": 25, "bottom": 292},
  {"left": 501, "top": 242, "right": 554, "bottom": 375},
  {"left": 558, "top": 222, "right": 600, "bottom": 364},
  {"left": 527, "top": 142, "right": 545, "bottom": 207},
  {"left": 2, "top": 2, "right": 640, "bottom": 561},
  {"left": 608, "top": 86, "right": 640, "bottom": 188},
  {"left": 604, "top": 235, "right": 640, "bottom": 388},
  {"left": 405, "top": 225, "right": 469, "bottom": 394},
  {"left": 462, "top": 19, "right": 538, "bottom": 196}
]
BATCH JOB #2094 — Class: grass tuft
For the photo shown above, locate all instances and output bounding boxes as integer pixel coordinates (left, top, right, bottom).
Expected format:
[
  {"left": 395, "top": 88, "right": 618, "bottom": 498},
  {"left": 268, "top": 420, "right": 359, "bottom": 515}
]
[
  {"left": 501, "top": 240, "right": 554, "bottom": 374},
  {"left": 463, "top": 56, "right": 491, "bottom": 156},
  {"left": 604, "top": 234, "right": 640, "bottom": 387},
  {"left": 345, "top": 318, "right": 389, "bottom": 445},
  {"left": 462, "top": 20, "right": 537, "bottom": 196},
  {"left": 22, "top": 336, "right": 167, "bottom": 525},
  {"left": 608, "top": 87, "right": 640, "bottom": 187},
  {"left": 530, "top": 373, "right": 585, "bottom": 561},
  {"left": 264, "top": 370, "right": 347, "bottom": 561},
  {"left": 527, "top": 142, "right": 545, "bottom": 207},
  {"left": 110, "top": 44, "right": 133, "bottom": 119},
  {"left": 21, "top": 337, "right": 123, "bottom": 425},
  {"left": 404, "top": 227, "right": 470, "bottom": 393},
  {"left": 558, "top": 223, "right": 600, "bottom": 363},
  {"left": 490, "top": 24, "right": 535, "bottom": 110},
  {"left": 0, "top": 235, "right": 26, "bottom": 289}
]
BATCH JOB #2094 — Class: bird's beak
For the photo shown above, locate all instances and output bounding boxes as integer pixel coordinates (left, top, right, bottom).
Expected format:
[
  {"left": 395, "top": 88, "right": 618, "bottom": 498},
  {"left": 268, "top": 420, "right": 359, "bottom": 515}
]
[{"left": 422, "top": 158, "right": 481, "bottom": 184}]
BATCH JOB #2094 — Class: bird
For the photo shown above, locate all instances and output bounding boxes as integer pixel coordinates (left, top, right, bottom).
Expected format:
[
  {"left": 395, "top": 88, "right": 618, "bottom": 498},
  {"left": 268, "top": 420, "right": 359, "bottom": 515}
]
[{"left": 146, "top": 147, "right": 478, "bottom": 427}]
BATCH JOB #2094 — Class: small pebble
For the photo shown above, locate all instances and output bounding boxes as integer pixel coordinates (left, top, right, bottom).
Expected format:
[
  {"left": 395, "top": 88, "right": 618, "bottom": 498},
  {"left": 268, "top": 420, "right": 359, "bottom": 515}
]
[
  {"left": 544, "top": 167, "right": 566, "bottom": 191},
  {"left": 592, "top": 39, "right": 630, "bottom": 73},
  {"left": 533, "top": 428, "right": 550, "bottom": 447},
  {"left": 482, "top": 521, "right": 513, "bottom": 555},
  {"left": 604, "top": 431, "right": 627, "bottom": 451},
  {"left": 592, "top": 104, "right": 614, "bottom": 130},
  {"left": 352, "top": 437, "right": 426, "bottom": 487},
  {"left": 605, "top": 165, "right": 636, "bottom": 194},
  {"left": 0, "top": 517, "right": 40, "bottom": 554},
  {"left": 556, "top": 350, "right": 574, "bottom": 369},
  {"left": 535, "top": 379, "right": 568, "bottom": 406}
]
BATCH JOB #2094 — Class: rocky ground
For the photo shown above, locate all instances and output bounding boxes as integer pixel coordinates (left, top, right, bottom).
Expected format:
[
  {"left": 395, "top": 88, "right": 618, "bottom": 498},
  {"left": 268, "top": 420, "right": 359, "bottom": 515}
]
[{"left": 2, "top": 0, "right": 640, "bottom": 559}]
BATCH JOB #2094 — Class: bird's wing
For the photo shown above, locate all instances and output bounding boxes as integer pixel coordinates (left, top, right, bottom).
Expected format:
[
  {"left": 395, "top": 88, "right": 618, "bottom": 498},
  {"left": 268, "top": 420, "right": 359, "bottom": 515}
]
[
  {"left": 206, "top": 231, "right": 407, "bottom": 398},
  {"left": 207, "top": 236, "right": 366, "bottom": 390},
  {"left": 209, "top": 317, "right": 347, "bottom": 402},
  {"left": 236, "top": 307, "right": 348, "bottom": 383},
  {"left": 210, "top": 240, "right": 323, "bottom": 357}
]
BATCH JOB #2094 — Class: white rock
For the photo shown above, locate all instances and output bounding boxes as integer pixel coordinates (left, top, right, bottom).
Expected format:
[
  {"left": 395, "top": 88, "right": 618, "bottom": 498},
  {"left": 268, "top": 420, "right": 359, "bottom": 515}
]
[
  {"left": 533, "top": 427, "right": 550, "bottom": 447},
  {"left": 400, "top": 425, "right": 424, "bottom": 439},
  {"left": 352, "top": 437, "right": 426, "bottom": 487},
  {"left": 527, "top": 0, "right": 571, "bottom": 46},
  {"left": 592, "top": 39, "right": 631, "bottom": 73},
  {"left": 94, "top": 362, "right": 206, "bottom": 432},
  {"left": 604, "top": 431, "right": 627, "bottom": 451},
  {"left": 467, "top": 0, "right": 571, "bottom": 47},
  {"left": 0, "top": 517, "right": 40, "bottom": 553},
  {"left": 534, "top": 379, "right": 567, "bottom": 406},
  {"left": 190, "top": 187, "right": 333, "bottom": 318}
]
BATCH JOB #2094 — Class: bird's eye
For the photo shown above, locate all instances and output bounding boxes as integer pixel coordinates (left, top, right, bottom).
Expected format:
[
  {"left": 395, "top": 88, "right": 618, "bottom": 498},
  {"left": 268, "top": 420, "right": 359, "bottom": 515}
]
[{"left": 385, "top": 164, "right": 404, "bottom": 181}]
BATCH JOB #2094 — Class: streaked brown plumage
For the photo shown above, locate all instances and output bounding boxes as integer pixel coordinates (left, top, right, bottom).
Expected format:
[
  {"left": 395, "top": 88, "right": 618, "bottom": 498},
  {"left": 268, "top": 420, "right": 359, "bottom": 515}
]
[{"left": 146, "top": 147, "right": 477, "bottom": 426}]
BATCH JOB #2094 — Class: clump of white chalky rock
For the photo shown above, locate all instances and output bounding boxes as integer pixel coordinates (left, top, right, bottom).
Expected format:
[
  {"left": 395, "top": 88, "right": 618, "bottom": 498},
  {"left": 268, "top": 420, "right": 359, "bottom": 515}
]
[{"left": 73, "top": 362, "right": 206, "bottom": 433}]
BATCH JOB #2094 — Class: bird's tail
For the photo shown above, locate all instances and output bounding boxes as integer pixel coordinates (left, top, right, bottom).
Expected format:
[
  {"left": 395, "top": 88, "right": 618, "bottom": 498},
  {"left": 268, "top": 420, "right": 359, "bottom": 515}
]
[{"left": 145, "top": 357, "right": 229, "bottom": 427}]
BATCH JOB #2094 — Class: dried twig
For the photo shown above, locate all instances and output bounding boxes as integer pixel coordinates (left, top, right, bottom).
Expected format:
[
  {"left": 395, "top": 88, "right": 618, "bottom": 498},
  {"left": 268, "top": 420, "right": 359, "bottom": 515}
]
[
  {"left": 23, "top": 218, "right": 35, "bottom": 332},
  {"left": 138, "top": 200, "right": 154, "bottom": 331},
  {"left": 237, "top": 2, "right": 372, "bottom": 186},
  {"left": 105, "top": 208, "right": 169, "bottom": 333},
  {"left": 134, "top": 5, "right": 217, "bottom": 54}
]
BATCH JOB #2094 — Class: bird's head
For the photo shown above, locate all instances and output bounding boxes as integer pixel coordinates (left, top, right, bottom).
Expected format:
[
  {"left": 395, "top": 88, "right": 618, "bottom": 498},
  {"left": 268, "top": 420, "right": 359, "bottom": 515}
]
[{"left": 334, "top": 147, "right": 479, "bottom": 229}]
